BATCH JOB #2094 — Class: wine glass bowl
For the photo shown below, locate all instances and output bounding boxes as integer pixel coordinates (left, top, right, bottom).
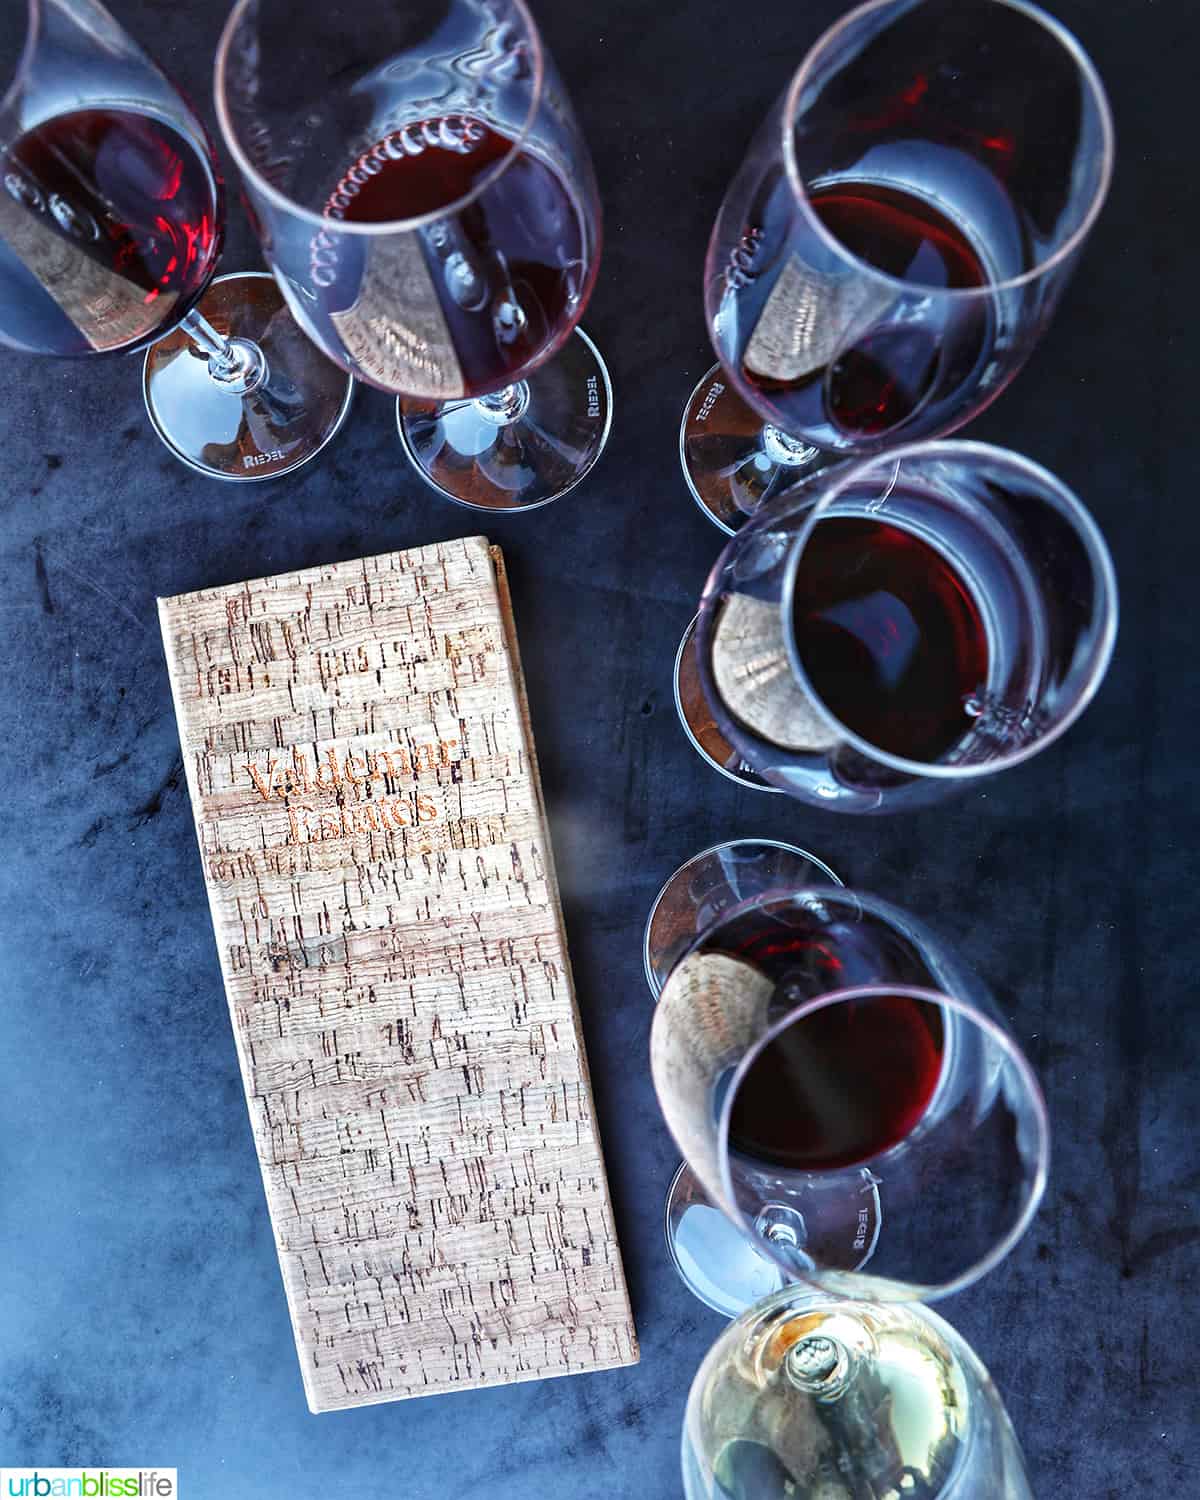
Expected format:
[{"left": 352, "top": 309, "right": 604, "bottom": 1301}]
[
  {"left": 682, "top": 1283, "right": 1034, "bottom": 1499},
  {"left": 643, "top": 838, "right": 842, "bottom": 996},
  {"left": 215, "top": 0, "right": 611, "bottom": 509},
  {"left": 683, "top": 0, "right": 1114, "bottom": 529},
  {"left": 692, "top": 440, "right": 1118, "bottom": 812},
  {"left": 0, "top": 0, "right": 355, "bottom": 479},
  {"left": 650, "top": 884, "right": 1049, "bottom": 1306}
]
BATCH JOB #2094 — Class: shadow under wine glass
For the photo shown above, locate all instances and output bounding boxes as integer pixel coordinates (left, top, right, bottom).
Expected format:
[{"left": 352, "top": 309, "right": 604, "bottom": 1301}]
[
  {"left": 688, "top": 440, "right": 1118, "bottom": 813},
  {"left": 215, "top": 0, "right": 610, "bottom": 512},
  {"left": 0, "top": 0, "right": 353, "bottom": 480},
  {"left": 680, "top": 0, "right": 1114, "bottom": 533},
  {"left": 649, "top": 885, "right": 1048, "bottom": 1315}
]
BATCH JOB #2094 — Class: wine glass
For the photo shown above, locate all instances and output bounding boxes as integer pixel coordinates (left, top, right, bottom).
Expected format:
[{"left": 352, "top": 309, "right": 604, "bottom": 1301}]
[
  {"left": 680, "top": 0, "right": 1114, "bottom": 533},
  {"left": 0, "top": 0, "right": 354, "bottom": 480},
  {"left": 649, "top": 882, "right": 1048, "bottom": 1315},
  {"left": 682, "top": 1283, "right": 1033, "bottom": 1498},
  {"left": 214, "top": 0, "right": 610, "bottom": 513},
  {"left": 687, "top": 440, "right": 1117, "bottom": 812}
]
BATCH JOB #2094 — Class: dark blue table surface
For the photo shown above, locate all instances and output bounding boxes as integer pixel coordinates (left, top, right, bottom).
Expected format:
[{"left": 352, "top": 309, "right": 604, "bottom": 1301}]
[{"left": 1, "top": 1, "right": 1196, "bottom": 1494}]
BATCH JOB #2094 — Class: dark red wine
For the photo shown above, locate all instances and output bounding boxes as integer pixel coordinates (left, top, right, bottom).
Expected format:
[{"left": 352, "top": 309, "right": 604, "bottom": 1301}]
[
  {"left": 811, "top": 182, "right": 988, "bottom": 437},
  {"left": 791, "top": 517, "right": 988, "bottom": 762},
  {"left": 312, "top": 115, "right": 589, "bottom": 396},
  {"left": 692, "top": 895, "right": 947, "bottom": 1169},
  {"left": 719, "top": 176, "right": 993, "bottom": 444},
  {"left": 728, "top": 990, "right": 944, "bottom": 1170},
  {"left": 335, "top": 119, "right": 518, "bottom": 222},
  {"left": 0, "top": 109, "right": 220, "bottom": 356}
]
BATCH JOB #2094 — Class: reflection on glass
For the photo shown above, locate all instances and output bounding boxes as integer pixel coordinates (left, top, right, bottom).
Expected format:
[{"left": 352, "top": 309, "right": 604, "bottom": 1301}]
[
  {"left": 680, "top": 0, "right": 1113, "bottom": 532},
  {"left": 682, "top": 1286, "right": 1034, "bottom": 1499},
  {"left": 0, "top": 0, "right": 354, "bottom": 479},
  {"left": 215, "top": 0, "right": 611, "bottom": 510}
]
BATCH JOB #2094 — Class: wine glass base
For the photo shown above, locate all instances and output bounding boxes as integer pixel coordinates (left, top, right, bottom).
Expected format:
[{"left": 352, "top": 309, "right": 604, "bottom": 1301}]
[
  {"left": 666, "top": 1163, "right": 787, "bottom": 1318},
  {"left": 680, "top": 363, "right": 839, "bottom": 534},
  {"left": 643, "top": 839, "right": 842, "bottom": 996},
  {"left": 675, "top": 613, "right": 781, "bottom": 793},
  {"left": 395, "top": 326, "right": 613, "bottom": 511},
  {"left": 666, "top": 1160, "right": 885, "bottom": 1318},
  {"left": 143, "top": 272, "right": 355, "bottom": 482}
]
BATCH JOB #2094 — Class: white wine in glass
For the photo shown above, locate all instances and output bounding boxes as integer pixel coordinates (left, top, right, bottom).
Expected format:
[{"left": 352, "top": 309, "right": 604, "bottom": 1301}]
[{"left": 683, "top": 1284, "right": 1032, "bottom": 1499}]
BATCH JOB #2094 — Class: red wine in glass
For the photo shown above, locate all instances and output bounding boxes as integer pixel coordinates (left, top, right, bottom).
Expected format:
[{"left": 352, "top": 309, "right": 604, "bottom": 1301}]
[
  {"left": 727, "top": 176, "right": 994, "bottom": 444},
  {"left": 690, "top": 898, "right": 948, "bottom": 1172},
  {"left": 808, "top": 182, "right": 987, "bottom": 437},
  {"left": 311, "top": 114, "right": 588, "bottom": 397},
  {"left": 790, "top": 516, "right": 989, "bottom": 763},
  {"left": 0, "top": 108, "right": 221, "bottom": 356},
  {"left": 729, "top": 991, "right": 945, "bottom": 1171}
]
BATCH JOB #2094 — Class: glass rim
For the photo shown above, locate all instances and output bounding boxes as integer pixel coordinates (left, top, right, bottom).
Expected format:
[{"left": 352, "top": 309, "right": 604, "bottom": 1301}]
[
  {"left": 642, "top": 837, "right": 843, "bottom": 995},
  {"left": 778, "top": 437, "right": 1119, "bottom": 780},
  {"left": 213, "top": 0, "right": 547, "bottom": 237},
  {"left": 781, "top": 0, "right": 1116, "bottom": 299},
  {"left": 715, "top": 979, "right": 1051, "bottom": 1301}
]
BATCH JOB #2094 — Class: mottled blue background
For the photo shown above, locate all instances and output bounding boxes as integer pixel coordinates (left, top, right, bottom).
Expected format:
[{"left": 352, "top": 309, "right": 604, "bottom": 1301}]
[{"left": 1, "top": 0, "right": 1196, "bottom": 1495}]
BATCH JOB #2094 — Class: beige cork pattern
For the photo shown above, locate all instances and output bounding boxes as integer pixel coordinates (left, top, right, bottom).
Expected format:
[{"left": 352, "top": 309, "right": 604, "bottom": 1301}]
[{"left": 157, "top": 536, "right": 638, "bottom": 1411}]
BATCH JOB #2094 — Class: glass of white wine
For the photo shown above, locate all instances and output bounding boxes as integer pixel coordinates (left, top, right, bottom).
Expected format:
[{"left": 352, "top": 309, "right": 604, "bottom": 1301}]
[{"left": 683, "top": 1283, "right": 1032, "bottom": 1499}]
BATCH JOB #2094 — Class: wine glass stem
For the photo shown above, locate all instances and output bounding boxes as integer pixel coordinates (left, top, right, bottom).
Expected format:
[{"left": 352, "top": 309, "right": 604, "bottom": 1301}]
[
  {"left": 180, "top": 308, "right": 269, "bottom": 396},
  {"left": 472, "top": 381, "right": 531, "bottom": 427},
  {"left": 760, "top": 424, "right": 821, "bottom": 467}
]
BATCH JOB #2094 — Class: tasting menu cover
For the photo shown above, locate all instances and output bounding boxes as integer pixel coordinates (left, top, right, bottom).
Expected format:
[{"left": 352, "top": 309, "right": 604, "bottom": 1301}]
[{"left": 158, "top": 536, "right": 637, "bottom": 1411}]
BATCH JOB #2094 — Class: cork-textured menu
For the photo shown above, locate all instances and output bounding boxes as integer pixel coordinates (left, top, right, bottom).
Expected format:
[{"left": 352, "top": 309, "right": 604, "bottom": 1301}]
[{"left": 158, "top": 537, "right": 637, "bottom": 1411}]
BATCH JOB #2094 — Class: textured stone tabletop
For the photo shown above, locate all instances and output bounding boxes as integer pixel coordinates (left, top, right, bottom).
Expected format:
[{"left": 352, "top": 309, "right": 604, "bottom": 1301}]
[{"left": 0, "top": 0, "right": 1196, "bottom": 1495}]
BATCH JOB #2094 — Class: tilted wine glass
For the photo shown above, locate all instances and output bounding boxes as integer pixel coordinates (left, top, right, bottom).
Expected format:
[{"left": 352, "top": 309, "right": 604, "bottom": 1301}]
[
  {"left": 686, "top": 440, "right": 1117, "bottom": 813},
  {"left": 649, "top": 882, "right": 1048, "bottom": 1315},
  {"left": 0, "top": 0, "right": 354, "bottom": 480},
  {"left": 215, "top": 0, "right": 610, "bottom": 512},
  {"left": 680, "top": 0, "right": 1113, "bottom": 533},
  {"left": 682, "top": 1283, "right": 1034, "bottom": 1498}
]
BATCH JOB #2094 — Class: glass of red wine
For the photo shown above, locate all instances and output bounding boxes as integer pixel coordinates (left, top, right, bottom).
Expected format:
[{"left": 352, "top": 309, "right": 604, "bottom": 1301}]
[
  {"left": 649, "top": 882, "right": 1048, "bottom": 1315},
  {"left": 673, "top": 617, "right": 787, "bottom": 794},
  {"left": 214, "top": 0, "right": 609, "bottom": 512},
  {"left": 0, "top": 0, "right": 354, "bottom": 480},
  {"left": 680, "top": 0, "right": 1114, "bottom": 533},
  {"left": 691, "top": 440, "right": 1117, "bottom": 812}
]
